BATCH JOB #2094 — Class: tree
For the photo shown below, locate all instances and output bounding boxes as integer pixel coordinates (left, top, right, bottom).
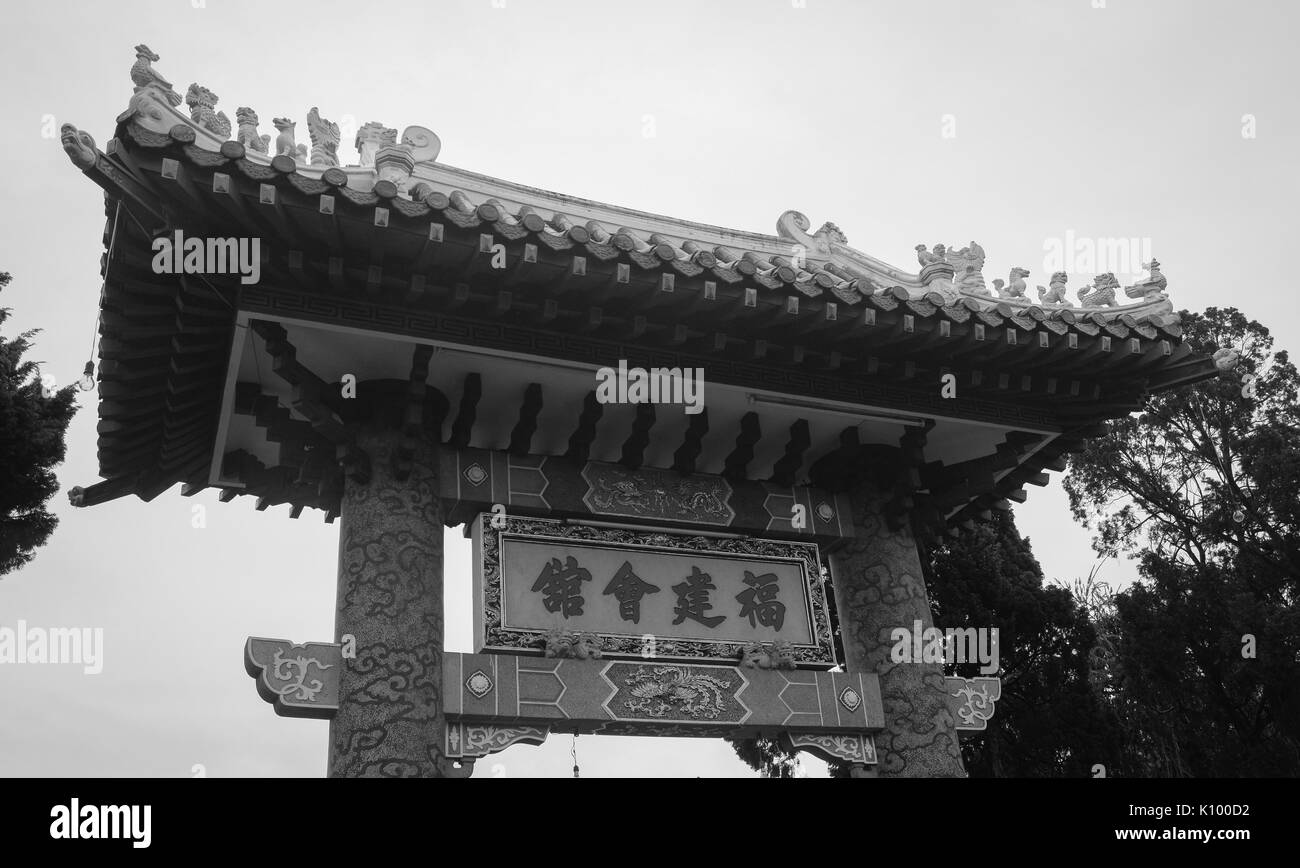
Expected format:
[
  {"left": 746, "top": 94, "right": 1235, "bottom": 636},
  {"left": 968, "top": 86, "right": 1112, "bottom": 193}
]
[
  {"left": 730, "top": 735, "right": 799, "bottom": 778},
  {"left": 0, "top": 271, "right": 79, "bottom": 576},
  {"left": 1064, "top": 307, "right": 1300, "bottom": 775},
  {"left": 925, "top": 510, "right": 1125, "bottom": 776},
  {"left": 731, "top": 510, "right": 1124, "bottom": 777}
]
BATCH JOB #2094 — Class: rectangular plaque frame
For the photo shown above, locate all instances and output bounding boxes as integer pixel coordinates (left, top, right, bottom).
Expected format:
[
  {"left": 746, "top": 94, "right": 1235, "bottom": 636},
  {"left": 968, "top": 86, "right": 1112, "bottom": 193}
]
[
  {"left": 472, "top": 514, "right": 838, "bottom": 668},
  {"left": 444, "top": 653, "right": 881, "bottom": 766}
]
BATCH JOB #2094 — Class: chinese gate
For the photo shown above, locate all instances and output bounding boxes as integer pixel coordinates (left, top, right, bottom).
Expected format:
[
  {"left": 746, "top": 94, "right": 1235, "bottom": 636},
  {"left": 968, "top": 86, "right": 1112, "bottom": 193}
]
[{"left": 65, "top": 44, "right": 1216, "bottom": 777}]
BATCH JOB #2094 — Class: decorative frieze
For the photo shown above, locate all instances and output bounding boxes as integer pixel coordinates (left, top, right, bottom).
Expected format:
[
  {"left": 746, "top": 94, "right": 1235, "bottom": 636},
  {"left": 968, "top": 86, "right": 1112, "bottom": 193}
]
[
  {"left": 444, "top": 652, "right": 883, "bottom": 734},
  {"left": 441, "top": 447, "right": 854, "bottom": 542}
]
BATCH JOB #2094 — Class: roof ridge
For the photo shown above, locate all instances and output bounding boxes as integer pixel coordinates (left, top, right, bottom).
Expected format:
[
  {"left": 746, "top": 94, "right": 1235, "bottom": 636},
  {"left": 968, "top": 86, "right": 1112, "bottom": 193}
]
[{"left": 74, "top": 43, "right": 1180, "bottom": 325}]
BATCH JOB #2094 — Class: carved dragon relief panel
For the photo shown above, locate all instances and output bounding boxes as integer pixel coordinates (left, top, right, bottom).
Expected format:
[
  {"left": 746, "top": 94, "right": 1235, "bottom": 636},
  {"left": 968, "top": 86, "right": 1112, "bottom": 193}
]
[{"left": 580, "top": 462, "right": 734, "bottom": 526}]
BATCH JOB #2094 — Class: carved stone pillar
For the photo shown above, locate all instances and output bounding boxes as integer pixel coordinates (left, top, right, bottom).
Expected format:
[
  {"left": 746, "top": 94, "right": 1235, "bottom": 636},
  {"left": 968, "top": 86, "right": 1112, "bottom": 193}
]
[
  {"left": 828, "top": 480, "right": 966, "bottom": 778},
  {"left": 328, "top": 425, "right": 447, "bottom": 777}
]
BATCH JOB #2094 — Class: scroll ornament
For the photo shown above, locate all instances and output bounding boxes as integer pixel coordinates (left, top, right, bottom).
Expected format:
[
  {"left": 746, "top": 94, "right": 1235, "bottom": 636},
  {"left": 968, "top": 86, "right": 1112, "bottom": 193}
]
[
  {"left": 185, "top": 83, "right": 230, "bottom": 139},
  {"left": 244, "top": 637, "right": 342, "bottom": 718},
  {"left": 944, "top": 676, "right": 1002, "bottom": 731}
]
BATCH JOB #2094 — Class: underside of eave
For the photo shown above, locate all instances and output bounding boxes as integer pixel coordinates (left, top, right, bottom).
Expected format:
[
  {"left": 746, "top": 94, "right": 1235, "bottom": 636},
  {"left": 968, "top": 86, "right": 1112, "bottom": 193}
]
[{"left": 62, "top": 118, "right": 1214, "bottom": 533}]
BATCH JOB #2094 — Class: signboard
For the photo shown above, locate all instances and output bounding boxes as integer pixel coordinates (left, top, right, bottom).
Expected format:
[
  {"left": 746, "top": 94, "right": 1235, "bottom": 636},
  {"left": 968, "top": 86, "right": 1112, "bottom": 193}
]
[
  {"left": 444, "top": 652, "right": 882, "bottom": 764},
  {"left": 472, "top": 515, "right": 837, "bottom": 667}
]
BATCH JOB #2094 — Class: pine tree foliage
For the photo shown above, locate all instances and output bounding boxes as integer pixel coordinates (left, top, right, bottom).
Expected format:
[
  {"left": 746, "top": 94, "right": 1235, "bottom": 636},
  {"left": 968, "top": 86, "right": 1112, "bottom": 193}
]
[{"left": 0, "top": 271, "right": 79, "bottom": 576}]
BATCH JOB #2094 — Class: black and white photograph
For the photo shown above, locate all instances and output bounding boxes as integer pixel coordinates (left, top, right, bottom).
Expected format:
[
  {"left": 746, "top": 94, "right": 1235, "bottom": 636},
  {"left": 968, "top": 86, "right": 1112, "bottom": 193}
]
[{"left": 0, "top": 0, "right": 1293, "bottom": 851}]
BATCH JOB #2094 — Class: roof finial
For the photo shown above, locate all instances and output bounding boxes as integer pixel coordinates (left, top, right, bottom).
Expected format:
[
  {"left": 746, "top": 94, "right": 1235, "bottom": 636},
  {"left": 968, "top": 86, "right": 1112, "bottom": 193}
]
[
  {"left": 235, "top": 107, "right": 270, "bottom": 154},
  {"left": 131, "top": 44, "right": 182, "bottom": 107},
  {"left": 271, "top": 118, "right": 308, "bottom": 165},
  {"left": 1124, "top": 258, "right": 1167, "bottom": 299},
  {"left": 307, "top": 108, "right": 341, "bottom": 167},
  {"left": 945, "top": 241, "right": 988, "bottom": 295},
  {"left": 185, "top": 83, "right": 231, "bottom": 139},
  {"left": 816, "top": 221, "right": 847, "bottom": 245},
  {"left": 1035, "top": 272, "right": 1073, "bottom": 306},
  {"left": 356, "top": 122, "right": 397, "bottom": 167},
  {"left": 1077, "top": 273, "right": 1121, "bottom": 308},
  {"left": 399, "top": 125, "right": 441, "bottom": 165},
  {"left": 60, "top": 124, "right": 96, "bottom": 171}
]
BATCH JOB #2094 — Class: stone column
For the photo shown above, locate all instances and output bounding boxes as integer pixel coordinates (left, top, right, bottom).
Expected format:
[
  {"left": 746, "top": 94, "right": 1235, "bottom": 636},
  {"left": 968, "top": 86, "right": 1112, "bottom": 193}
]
[
  {"left": 328, "top": 425, "right": 448, "bottom": 777},
  {"left": 829, "top": 480, "right": 966, "bottom": 778}
]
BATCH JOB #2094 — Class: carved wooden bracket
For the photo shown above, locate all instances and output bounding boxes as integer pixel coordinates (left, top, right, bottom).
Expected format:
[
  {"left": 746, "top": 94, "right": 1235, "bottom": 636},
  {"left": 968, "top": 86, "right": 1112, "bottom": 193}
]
[
  {"left": 785, "top": 732, "right": 878, "bottom": 765},
  {"left": 944, "top": 676, "right": 1002, "bottom": 731},
  {"left": 244, "top": 637, "right": 342, "bottom": 719},
  {"left": 445, "top": 722, "right": 550, "bottom": 763}
]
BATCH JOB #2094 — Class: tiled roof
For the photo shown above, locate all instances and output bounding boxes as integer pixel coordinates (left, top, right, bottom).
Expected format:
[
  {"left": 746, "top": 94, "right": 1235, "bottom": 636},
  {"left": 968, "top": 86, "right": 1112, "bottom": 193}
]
[
  {"left": 57, "top": 45, "right": 1216, "bottom": 521},
  {"left": 92, "top": 45, "right": 1182, "bottom": 336}
]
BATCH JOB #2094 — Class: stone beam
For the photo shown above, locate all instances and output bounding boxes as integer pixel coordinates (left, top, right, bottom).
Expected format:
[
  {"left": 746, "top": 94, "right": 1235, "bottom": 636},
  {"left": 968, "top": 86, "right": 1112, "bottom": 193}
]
[
  {"left": 444, "top": 652, "right": 883, "bottom": 737},
  {"left": 439, "top": 446, "right": 855, "bottom": 543}
]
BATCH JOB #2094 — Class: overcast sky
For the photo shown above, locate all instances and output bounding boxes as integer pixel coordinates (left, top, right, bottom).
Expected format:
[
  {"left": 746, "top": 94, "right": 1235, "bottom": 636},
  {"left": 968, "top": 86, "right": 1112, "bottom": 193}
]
[{"left": 1, "top": 0, "right": 1296, "bottom": 778}]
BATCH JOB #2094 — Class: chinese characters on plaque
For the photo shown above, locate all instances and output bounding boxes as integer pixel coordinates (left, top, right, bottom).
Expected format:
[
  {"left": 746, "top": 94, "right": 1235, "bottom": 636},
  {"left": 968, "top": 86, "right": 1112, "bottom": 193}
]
[
  {"left": 530, "top": 555, "right": 592, "bottom": 617},
  {"left": 533, "top": 556, "right": 787, "bottom": 634},
  {"left": 476, "top": 515, "right": 835, "bottom": 665},
  {"left": 602, "top": 561, "right": 660, "bottom": 624}
]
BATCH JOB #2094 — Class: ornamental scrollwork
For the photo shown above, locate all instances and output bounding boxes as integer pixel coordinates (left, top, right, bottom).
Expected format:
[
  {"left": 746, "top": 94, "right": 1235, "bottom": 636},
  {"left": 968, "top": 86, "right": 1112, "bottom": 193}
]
[
  {"left": 244, "top": 637, "right": 342, "bottom": 719},
  {"left": 582, "top": 463, "right": 733, "bottom": 525},
  {"left": 541, "top": 629, "right": 604, "bottom": 659},
  {"left": 269, "top": 649, "right": 333, "bottom": 702},
  {"left": 622, "top": 666, "right": 734, "bottom": 720},
  {"left": 945, "top": 676, "right": 1002, "bottom": 731},
  {"left": 737, "top": 639, "right": 797, "bottom": 670},
  {"left": 787, "top": 732, "right": 878, "bottom": 765},
  {"left": 445, "top": 722, "right": 551, "bottom": 759}
]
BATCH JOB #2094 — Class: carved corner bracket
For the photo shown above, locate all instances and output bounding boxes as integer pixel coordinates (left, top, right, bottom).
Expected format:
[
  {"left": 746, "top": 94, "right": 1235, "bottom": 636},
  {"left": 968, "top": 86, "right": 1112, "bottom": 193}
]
[
  {"left": 244, "top": 637, "right": 342, "bottom": 719},
  {"left": 785, "top": 732, "right": 878, "bottom": 765},
  {"left": 944, "top": 675, "right": 1002, "bottom": 731},
  {"left": 446, "top": 722, "right": 551, "bottom": 764}
]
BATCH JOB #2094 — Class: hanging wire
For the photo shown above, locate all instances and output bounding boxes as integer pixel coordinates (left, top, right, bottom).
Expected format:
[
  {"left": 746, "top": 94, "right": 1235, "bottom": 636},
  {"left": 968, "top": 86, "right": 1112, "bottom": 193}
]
[
  {"left": 195, "top": 273, "right": 235, "bottom": 311},
  {"left": 250, "top": 327, "right": 263, "bottom": 386},
  {"left": 80, "top": 200, "right": 123, "bottom": 391},
  {"left": 571, "top": 734, "right": 580, "bottom": 778}
]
